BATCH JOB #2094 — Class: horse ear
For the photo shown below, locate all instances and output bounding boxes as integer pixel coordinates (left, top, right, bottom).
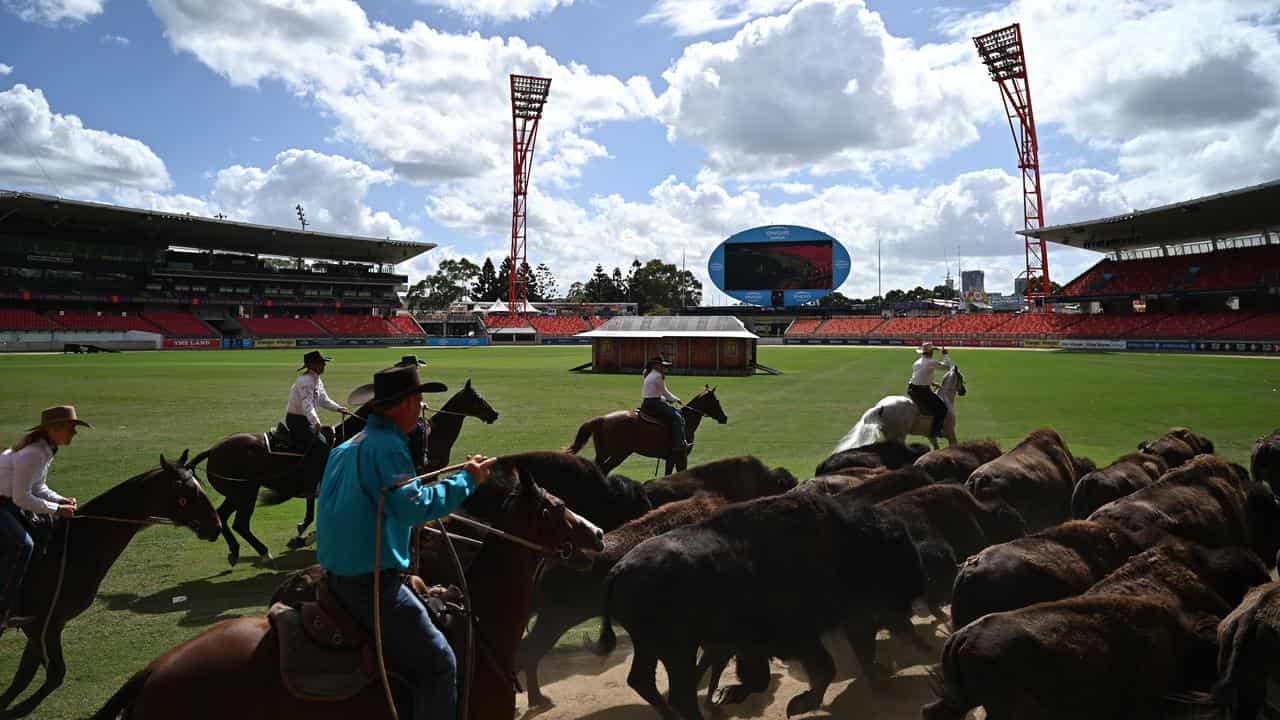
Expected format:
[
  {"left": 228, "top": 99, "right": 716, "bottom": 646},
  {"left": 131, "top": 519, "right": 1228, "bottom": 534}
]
[
  {"left": 704, "top": 383, "right": 711, "bottom": 390},
  {"left": 178, "top": 449, "right": 190, "bottom": 467},
  {"left": 465, "top": 378, "right": 472, "bottom": 389},
  {"left": 159, "top": 454, "right": 170, "bottom": 470}
]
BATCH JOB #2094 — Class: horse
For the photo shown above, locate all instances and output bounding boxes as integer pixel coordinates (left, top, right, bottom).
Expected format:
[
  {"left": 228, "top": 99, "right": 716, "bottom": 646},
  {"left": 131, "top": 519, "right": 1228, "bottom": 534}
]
[
  {"left": 0, "top": 452, "right": 220, "bottom": 718},
  {"left": 90, "top": 472, "right": 605, "bottom": 720},
  {"left": 837, "top": 364, "right": 967, "bottom": 451},
  {"left": 565, "top": 386, "right": 728, "bottom": 475},
  {"left": 190, "top": 380, "right": 500, "bottom": 566}
]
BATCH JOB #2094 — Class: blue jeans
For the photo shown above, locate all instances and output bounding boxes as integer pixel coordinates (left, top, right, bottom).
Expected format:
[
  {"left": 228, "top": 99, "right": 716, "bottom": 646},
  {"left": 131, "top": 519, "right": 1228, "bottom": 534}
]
[
  {"left": 0, "top": 503, "right": 34, "bottom": 618},
  {"left": 327, "top": 571, "right": 457, "bottom": 720},
  {"left": 642, "top": 398, "right": 687, "bottom": 452}
]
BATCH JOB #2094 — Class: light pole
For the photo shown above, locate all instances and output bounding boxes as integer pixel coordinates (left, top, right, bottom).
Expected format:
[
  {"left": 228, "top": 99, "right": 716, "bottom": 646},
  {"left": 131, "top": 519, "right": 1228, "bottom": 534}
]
[{"left": 295, "top": 204, "right": 308, "bottom": 232}]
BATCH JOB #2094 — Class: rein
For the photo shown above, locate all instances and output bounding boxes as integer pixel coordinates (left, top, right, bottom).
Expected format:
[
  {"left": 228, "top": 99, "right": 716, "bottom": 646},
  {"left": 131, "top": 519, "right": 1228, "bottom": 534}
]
[{"left": 71, "top": 514, "right": 177, "bottom": 527}]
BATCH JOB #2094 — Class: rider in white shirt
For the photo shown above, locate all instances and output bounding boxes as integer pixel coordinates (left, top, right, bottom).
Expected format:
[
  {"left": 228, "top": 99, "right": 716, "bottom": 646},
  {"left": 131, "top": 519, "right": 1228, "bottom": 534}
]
[
  {"left": 907, "top": 342, "right": 952, "bottom": 440},
  {"left": 641, "top": 356, "right": 687, "bottom": 456},
  {"left": 285, "top": 351, "right": 348, "bottom": 447}
]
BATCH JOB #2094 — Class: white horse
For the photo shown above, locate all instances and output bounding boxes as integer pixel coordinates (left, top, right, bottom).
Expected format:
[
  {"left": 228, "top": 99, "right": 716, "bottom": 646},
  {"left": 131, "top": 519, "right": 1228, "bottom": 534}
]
[{"left": 836, "top": 364, "right": 967, "bottom": 451}]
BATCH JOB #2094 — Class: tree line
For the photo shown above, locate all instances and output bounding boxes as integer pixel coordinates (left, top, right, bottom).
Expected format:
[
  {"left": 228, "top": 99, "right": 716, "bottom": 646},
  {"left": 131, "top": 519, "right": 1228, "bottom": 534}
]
[{"left": 405, "top": 256, "right": 702, "bottom": 314}]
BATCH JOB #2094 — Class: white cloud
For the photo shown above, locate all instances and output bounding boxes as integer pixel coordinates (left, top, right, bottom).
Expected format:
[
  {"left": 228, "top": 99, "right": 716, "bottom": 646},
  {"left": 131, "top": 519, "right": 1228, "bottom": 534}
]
[
  {"left": 2, "top": 0, "right": 103, "bottom": 24},
  {"left": 0, "top": 84, "right": 171, "bottom": 196},
  {"left": 657, "top": 0, "right": 990, "bottom": 179},
  {"left": 416, "top": 0, "right": 573, "bottom": 22},
  {"left": 643, "top": 0, "right": 800, "bottom": 36},
  {"left": 0, "top": 64, "right": 11, "bottom": 76},
  {"left": 100, "top": 33, "right": 129, "bottom": 46}
]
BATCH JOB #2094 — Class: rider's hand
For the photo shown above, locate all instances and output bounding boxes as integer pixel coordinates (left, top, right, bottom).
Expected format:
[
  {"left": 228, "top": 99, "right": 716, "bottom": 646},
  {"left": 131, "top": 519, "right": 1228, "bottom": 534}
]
[
  {"left": 941, "top": 348, "right": 949, "bottom": 355},
  {"left": 464, "top": 455, "right": 499, "bottom": 485},
  {"left": 64, "top": 497, "right": 78, "bottom": 507},
  {"left": 339, "top": 407, "right": 351, "bottom": 415},
  {"left": 56, "top": 504, "right": 75, "bottom": 519}
]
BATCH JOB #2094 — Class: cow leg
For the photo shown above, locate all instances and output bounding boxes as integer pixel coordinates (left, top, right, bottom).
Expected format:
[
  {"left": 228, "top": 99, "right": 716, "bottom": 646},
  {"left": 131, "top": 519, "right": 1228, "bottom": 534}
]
[
  {"left": 844, "top": 619, "right": 890, "bottom": 688},
  {"left": 6, "top": 626, "right": 65, "bottom": 718},
  {"left": 714, "top": 653, "right": 770, "bottom": 706},
  {"left": 216, "top": 496, "right": 241, "bottom": 566},
  {"left": 0, "top": 640, "right": 42, "bottom": 709},
  {"left": 520, "top": 603, "right": 591, "bottom": 708},
  {"left": 695, "top": 646, "right": 730, "bottom": 705},
  {"left": 661, "top": 644, "right": 702, "bottom": 720},
  {"left": 627, "top": 645, "right": 678, "bottom": 720},
  {"left": 785, "top": 640, "right": 835, "bottom": 718},
  {"left": 231, "top": 498, "right": 272, "bottom": 561}
]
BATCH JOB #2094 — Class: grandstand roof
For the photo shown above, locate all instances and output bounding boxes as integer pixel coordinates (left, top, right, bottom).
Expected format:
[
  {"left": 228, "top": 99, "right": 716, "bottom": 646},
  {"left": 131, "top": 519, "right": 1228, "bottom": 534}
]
[
  {"left": 580, "top": 315, "right": 759, "bottom": 339},
  {"left": 0, "top": 190, "right": 434, "bottom": 264},
  {"left": 1022, "top": 178, "right": 1280, "bottom": 253}
]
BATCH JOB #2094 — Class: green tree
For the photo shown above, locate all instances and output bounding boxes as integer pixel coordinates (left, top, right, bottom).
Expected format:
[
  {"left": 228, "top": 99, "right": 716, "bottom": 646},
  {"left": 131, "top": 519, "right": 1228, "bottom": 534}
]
[
  {"left": 471, "top": 258, "right": 500, "bottom": 301},
  {"left": 405, "top": 258, "right": 480, "bottom": 311},
  {"left": 817, "top": 291, "right": 857, "bottom": 306},
  {"left": 533, "top": 263, "right": 558, "bottom": 300},
  {"left": 626, "top": 259, "right": 701, "bottom": 312}
]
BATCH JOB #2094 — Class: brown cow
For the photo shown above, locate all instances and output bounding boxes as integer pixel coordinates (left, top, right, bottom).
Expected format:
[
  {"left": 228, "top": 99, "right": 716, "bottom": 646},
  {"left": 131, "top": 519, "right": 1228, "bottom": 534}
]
[
  {"left": 1070, "top": 451, "right": 1168, "bottom": 519},
  {"left": 1138, "top": 426, "right": 1215, "bottom": 468},
  {"left": 1251, "top": 429, "right": 1280, "bottom": 496},
  {"left": 640, "top": 455, "right": 797, "bottom": 507},
  {"left": 790, "top": 465, "right": 929, "bottom": 502},
  {"left": 914, "top": 439, "right": 1002, "bottom": 484},
  {"left": 965, "top": 428, "right": 1088, "bottom": 532},
  {"left": 924, "top": 541, "right": 1267, "bottom": 720},
  {"left": 878, "top": 484, "right": 1025, "bottom": 618},
  {"left": 1215, "top": 581, "right": 1280, "bottom": 720},
  {"left": 1088, "top": 455, "right": 1280, "bottom": 567},
  {"left": 813, "top": 440, "right": 930, "bottom": 477},
  {"left": 949, "top": 519, "right": 1146, "bottom": 630}
]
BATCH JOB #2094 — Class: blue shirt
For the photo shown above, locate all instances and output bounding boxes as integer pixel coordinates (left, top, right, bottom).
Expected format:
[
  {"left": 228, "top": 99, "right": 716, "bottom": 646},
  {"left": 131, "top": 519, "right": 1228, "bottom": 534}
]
[{"left": 317, "top": 412, "right": 476, "bottom": 576}]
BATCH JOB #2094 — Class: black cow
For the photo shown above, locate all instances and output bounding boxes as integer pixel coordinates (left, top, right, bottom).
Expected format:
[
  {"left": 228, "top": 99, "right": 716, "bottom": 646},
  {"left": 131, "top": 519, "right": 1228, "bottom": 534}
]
[{"left": 814, "top": 440, "right": 930, "bottom": 477}]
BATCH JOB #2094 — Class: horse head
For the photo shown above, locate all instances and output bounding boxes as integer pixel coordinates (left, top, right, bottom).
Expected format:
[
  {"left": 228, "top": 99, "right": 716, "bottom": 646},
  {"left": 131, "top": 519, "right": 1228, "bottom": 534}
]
[
  {"left": 505, "top": 468, "right": 604, "bottom": 560},
  {"left": 155, "top": 450, "right": 221, "bottom": 542},
  {"left": 690, "top": 384, "right": 729, "bottom": 424},
  {"left": 942, "top": 365, "right": 966, "bottom": 399},
  {"left": 444, "top": 378, "right": 500, "bottom": 425}
]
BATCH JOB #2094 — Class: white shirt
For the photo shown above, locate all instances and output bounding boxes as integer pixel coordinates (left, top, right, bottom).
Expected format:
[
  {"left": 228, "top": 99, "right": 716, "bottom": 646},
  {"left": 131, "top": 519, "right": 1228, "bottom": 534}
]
[
  {"left": 0, "top": 439, "right": 68, "bottom": 514},
  {"left": 286, "top": 371, "right": 344, "bottom": 428},
  {"left": 909, "top": 355, "right": 952, "bottom": 386},
  {"left": 642, "top": 370, "right": 680, "bottom": 403}
]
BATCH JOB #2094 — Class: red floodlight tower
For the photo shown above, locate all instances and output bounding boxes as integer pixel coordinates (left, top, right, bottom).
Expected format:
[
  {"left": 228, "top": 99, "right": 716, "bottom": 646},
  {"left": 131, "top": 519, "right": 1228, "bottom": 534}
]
[
  {"left": 508, "top": 74, "right": 551, "bottom": 318},
  {"left": 973, "top": 23, "right": 1050, "bottom": 310}
]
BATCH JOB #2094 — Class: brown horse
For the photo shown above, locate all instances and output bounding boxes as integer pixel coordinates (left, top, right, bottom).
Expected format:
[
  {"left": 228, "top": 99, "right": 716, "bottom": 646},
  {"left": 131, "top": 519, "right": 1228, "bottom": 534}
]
[
  {"left": 191, "top": 380, "right": 500, "bottom": 565},
  {"left": 565, "top": 385, "right": 728, "bottom": 475},
  {"left": 90, "top": 472, "right": 604, "bottom": 720},
  {"left": 0, "top": 452, "right": 220, "bottom": 718}
]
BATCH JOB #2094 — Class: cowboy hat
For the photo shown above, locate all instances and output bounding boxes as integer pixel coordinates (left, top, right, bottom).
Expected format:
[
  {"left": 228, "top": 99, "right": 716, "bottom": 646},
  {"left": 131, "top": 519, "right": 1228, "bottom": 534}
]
[
  {"left": 27, "top": 405, "right": 93, "bottom": 432},
  {"left": 916, "top": 342, "right": 936, "bottom": 354},
  {"left": 395, "top": 355, "right": 427, "bottom": 367},
  {"left": 648, "top": 356, "right": 673, "bottom": 368},
  {"left": 296, "top": 350, "right": 334, "bottom": 371},
  {"left": 368, "top": 365, "right": 448, "bottom": 408}
]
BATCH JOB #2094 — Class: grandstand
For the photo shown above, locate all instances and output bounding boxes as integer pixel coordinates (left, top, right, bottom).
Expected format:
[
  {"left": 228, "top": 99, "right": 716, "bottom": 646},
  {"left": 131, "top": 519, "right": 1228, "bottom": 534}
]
[{"left": 0, "top": 191, "right": 434, "bottom": 351}]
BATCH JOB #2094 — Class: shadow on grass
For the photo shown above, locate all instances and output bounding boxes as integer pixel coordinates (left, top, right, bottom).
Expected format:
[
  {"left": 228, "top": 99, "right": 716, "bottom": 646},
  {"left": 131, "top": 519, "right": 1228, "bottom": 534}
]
[{"left": 99, "top": 549, "right": 316, "bottom": 627}]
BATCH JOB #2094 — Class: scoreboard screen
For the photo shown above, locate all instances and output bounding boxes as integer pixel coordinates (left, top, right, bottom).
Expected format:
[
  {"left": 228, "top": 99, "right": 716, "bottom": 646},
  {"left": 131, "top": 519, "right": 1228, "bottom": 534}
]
[{"left": 723, "top": 240, "right": 834, "bottom": 291}]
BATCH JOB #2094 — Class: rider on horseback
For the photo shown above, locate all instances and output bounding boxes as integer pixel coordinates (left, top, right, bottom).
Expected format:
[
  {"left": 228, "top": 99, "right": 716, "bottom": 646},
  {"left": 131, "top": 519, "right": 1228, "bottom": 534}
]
[
  {"left": 0, "top": 406, "right": 87, "bottom": 629},
  {"left": 907, "top": 342, "right": 952, "bottom": 441},
  {"left": 642, "top": 356, "right": 688, "bottom": 457},
  {"left": 317, "top": 363, "right": 495, "bottom": 720},
  {"left": 286, "top": 351, "right": 349, "bottom": 488}
]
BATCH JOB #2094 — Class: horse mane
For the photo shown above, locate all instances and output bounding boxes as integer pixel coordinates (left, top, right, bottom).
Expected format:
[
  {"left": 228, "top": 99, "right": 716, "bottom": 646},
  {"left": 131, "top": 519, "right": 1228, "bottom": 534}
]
[{"left": 79, "top": 466, "right": 158, "bottom": 515}]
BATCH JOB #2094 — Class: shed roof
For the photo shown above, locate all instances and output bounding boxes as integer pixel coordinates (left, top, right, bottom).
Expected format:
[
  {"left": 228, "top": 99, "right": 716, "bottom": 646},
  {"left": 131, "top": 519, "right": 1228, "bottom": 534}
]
[{"left": 580, "top": 315, "right": 759, "bottom": 339}]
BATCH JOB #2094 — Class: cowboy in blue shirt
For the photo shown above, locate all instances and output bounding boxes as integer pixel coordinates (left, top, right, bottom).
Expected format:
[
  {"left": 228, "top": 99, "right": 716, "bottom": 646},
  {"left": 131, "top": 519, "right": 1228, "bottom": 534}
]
[{"left": 318, "top": 364, "right": 495, "bottom": 720}]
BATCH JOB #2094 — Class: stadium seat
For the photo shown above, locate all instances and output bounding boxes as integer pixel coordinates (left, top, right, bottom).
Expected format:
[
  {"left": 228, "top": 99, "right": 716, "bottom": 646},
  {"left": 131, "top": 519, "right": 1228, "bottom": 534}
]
[
  {"left": 389, "top": 315, "right": 426, "bottom": 336},
  {"left": 529, "top": 316, "right": 588, "bottom": 336},
  {"left": 1062, "top": 314, "right": 1166, "bottom": 338},
  {"left": 239, "top": 317, "right": 329, "bottom": 338},
  {"left": 1062, "top": 245, "right": 1280, "bottom": 297},
  {"left": 932, "top": 314, "right": 1012, "bottom": 337},
  {"left": 986, "top": 313, "right": 1083, "bottom": 337},
  {"left": 815, "top": 316, "right": 886, "bottom": 336},
  {"left": 483, "top": 315, "right": 533, "bottom": 330},
  {"left": 784, "top": 318, "right": 823, "bottom": 336},
  {"left": 1135, "top": 313, "right": 1245, "bottom": 338},
  {"left": 0, "top": 309, "right": 63, "bottom": 331},
  {"left": 1210, "top": 313, "right": 1280, "bottom": 340},
  {"left": 587, "top": 316, "right": 609, "bottom": 329},
  {"left": 53, "top": 311, "right": 164, "bottom": 333},
  {"left": 312, "top": 314, "right": 398, "bottom": 337},
  {"left": 867, "top": 316, "right": 944, "bottom": 337},
  {"left": 141, "top": 312, "right": 218, "bottom": 338}
]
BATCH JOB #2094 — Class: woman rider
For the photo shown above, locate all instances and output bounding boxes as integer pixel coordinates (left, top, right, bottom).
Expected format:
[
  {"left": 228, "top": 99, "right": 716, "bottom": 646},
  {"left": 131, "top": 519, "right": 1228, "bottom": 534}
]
[{"left": 641, "top": 356, "right": 688, "bottom": 456}]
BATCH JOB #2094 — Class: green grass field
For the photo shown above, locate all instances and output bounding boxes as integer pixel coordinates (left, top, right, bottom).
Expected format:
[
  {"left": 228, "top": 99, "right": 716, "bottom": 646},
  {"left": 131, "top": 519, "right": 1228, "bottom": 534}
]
[{"left": 0, "top": 345, "right": 1276, "bottom": 717}]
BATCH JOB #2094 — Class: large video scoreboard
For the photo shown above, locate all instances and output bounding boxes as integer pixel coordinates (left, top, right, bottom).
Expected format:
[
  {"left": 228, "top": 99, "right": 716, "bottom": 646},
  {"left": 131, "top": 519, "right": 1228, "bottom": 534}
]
[{"left": 708, "top": 225, "right": 850, "bottom": 307}]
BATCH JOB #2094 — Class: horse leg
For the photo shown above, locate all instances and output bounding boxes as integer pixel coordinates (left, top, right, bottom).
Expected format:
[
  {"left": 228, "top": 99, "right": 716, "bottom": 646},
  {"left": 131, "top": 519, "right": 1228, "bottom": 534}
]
[
  {"left": 286, "top": 495, "right": 316, "bottom": 550},
  {"left": 661, "top": 644, "right": 703, "bottom": 720},
  {"left": 230, "top": 497, "right": 273, "bottom": 562},
  {"left": 520, "top": 603, "right": 590, "bottom": 708},
  {"left": 6, "top": 626, "right": 66, "bottom": 718},
  {"left": 627, "top": 644, "right": 679, "bottom": 720},
  {"left": 0, "top": 640, "right": 43, "bottom": 709},
  {"left": 216, "top": 497, "right": 241, "bottom": 567}
]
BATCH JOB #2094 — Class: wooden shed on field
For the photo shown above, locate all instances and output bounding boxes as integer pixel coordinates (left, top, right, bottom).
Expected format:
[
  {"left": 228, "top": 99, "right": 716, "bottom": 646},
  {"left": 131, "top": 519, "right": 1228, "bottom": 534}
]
[{"left": 576, "top": 315, "right": 763, "bottom": 376}]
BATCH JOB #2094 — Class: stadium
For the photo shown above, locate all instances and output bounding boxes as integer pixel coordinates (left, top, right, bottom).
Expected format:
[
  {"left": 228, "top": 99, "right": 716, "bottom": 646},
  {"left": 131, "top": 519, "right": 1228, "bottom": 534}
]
[{"left": 4, "top": 9, "right": 1280, "bottom": 720}]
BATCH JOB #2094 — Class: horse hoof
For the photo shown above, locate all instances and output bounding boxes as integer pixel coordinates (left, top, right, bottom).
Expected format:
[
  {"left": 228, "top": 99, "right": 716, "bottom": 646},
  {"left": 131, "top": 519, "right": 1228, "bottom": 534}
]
[
  {"left": 295, "top": 523, "right": 307, "bottom": 535},
  {"left": 285, "top": 536, "right": 306, "bottom": 550}
]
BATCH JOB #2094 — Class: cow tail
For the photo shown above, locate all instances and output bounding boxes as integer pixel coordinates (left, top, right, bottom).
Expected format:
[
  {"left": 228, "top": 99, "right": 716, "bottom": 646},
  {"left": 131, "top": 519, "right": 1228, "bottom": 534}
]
[
  {"left": 593, "top": 573, "right": 619, "bottom": 657},
  {"left": 565, "top": 418, "right": 599, "bottom": 456},
  {"left": 91, "top": 667, "right": 151, "bottom": 719}
]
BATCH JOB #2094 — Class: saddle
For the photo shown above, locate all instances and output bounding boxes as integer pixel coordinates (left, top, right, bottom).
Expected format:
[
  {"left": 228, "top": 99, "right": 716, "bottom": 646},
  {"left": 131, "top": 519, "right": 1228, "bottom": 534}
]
[
  {"left": 633, "top": 408, "right": 667, "bottom": 427},
  {"left": 268, "top": 573, "right": 467, "bottom": 702},
  {"left": 264, "top": 423, "right": 308, "bottom": 456}
]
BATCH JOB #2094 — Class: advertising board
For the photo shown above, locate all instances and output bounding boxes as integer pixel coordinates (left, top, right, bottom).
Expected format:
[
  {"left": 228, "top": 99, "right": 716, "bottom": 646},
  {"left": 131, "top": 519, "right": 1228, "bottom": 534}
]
[{"left": 708, "top": 225, "right": 850, "bottom": 307}]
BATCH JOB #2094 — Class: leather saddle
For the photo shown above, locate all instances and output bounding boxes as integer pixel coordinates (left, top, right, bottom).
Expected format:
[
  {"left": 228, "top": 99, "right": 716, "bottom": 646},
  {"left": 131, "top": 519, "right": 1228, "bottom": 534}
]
[
  {"left": 633, "top": 408, "right": 668, "bottom": 427},
  {"left": 268, "top": 573, "right": 466, "bottom": 702},
  {"left": 264, "top": 423, "right": 308, "bottom": 456}
]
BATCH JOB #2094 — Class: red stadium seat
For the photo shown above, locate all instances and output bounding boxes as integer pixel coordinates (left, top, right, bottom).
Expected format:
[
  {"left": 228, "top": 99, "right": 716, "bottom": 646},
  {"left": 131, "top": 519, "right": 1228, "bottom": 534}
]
[
  {"left": 867, "top": 316, "right": 944, "bottom": 337},
  {"left": 389, "top": 315, "right": 426, "bottom": 336},
  {"left": 239, "top": 317, "right": 328, "bottom": 338},
  {"left": 986, "top": 313, "right": 1083, "bottom": 337},
  {"left": 815, "top": 317, "right": 886, "bottom": 336},
  {"left": 53, "top": 311, "right": 164, "bottom": 333},
  {"left": 312, "top": 314, "right": 398, "bottom": 337},
  {"left": 1062, "top": 314, "right": 1166, "bottom": 338},
  {"left": 142, "top": 312, "right": 218, "bottom": 338},
  {"left": 483, "top": 315, "right": 533, "bottom": 330},
  {"left": 932, "top": 314, "right": 1012, "bottom": 337},
  {"left": 1062, "top": 245, "right": 1280, "bottom": 297},
  {"left": 0, "top": 309, "right": 63, "bottom": 330},
  {"left": 784, "top": 318, "right": 823, "bottom": 336},
  {"left": 1210, "top": 313, "right": 1280, "bottom": 340},
  {"left": 1134, "top": 313, "right": 1244, "bottom": 338},
  {"left": 529, "top": 316, "right": 588, "bottom": 336},
  {"left": 587, "top": 316, "right": 609, "bottom": 329}
]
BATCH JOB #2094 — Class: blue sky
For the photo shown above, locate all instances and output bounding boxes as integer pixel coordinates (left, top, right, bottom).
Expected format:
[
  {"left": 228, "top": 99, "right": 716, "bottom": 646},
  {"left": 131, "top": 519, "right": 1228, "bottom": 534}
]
[{"left": 1, "top": 0, "right": 1277, "bottom": 300}]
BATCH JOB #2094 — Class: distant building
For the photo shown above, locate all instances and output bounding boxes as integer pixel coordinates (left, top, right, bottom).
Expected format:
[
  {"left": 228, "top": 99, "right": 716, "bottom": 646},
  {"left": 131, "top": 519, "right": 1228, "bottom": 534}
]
[
  {"left": 1014, "top": 276, "right": 1028, "bottom": 297},
  {"left": 961, "top": 270, "right": 984, "bottom": 296}
]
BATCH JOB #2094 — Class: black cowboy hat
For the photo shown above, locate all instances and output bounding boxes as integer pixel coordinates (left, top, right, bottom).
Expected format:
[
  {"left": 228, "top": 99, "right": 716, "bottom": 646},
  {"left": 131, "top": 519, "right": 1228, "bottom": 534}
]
[
  {"left": 296, "top": 350, "right": 333, "bottom": 371},
  {"left": 648, "top": 356, "right": 673, "bottom": 368},
  {"left": 368, "top": 365, "right": 447, "bottom": 408},
  {"left": 395, "top": 355, "right": 427, "bottom": 367}
]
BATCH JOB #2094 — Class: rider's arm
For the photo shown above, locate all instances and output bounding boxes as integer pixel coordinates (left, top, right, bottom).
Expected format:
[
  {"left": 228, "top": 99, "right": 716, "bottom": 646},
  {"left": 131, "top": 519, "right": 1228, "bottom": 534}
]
[
  {"left": 8, "top": 444, "right": 62, "bottom": 514},
  {"left": 660, "top": 377, "right": 680, "bottom": 404},
  {"left": 935, "top": 354, "right": 953, "bottom": 371},
  {"left": 313, "top": 377, "right": 345, "bottom": 414},
  {"left": 377, "top": 443, "right": 476, "bottom": 526},
  {"left": 296, "top": 374, "right": 323, "bottom": 428}
]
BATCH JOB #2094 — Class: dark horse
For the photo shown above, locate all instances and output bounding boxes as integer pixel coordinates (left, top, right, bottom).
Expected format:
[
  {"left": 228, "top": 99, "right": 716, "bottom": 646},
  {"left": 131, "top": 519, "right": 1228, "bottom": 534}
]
[
  {"left": 0, "top": 452, "right": 220, "bottom": 718},
  {"left": 90, "top": 472, "right": 604, "bottom": 720},
  {"left": 565, "top": 385, "right": 728, "bottom": 475},
  {"left": 189, "top": 379, "right": 500, "bottom": 566}
]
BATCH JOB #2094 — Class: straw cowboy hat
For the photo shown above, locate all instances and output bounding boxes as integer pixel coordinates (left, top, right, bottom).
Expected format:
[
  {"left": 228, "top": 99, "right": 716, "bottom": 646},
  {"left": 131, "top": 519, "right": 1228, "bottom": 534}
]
[
  {"left": 916, "top": 342, "right": 937, "bottom": 354},
  {"left": 27, "top": 405, "right": 93, "bottom": 432}
]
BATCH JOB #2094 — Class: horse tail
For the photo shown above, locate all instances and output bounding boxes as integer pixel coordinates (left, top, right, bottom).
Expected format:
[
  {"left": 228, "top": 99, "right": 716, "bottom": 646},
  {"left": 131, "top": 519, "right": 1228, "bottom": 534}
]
[
  {"left": 565, "top": 418, "right": 600, "bottom": 455},
  {"left": 91, "top": 667, "right": 151, "bottom": 719},
  {"left": 185, "top": 447, "right": 213, "bottom": 470},
  {"left": 835, "top": 405, "right": 884, "bottom": 453},
  {"left": 593, "top": 572, "right": 619, "bottom": 657}
]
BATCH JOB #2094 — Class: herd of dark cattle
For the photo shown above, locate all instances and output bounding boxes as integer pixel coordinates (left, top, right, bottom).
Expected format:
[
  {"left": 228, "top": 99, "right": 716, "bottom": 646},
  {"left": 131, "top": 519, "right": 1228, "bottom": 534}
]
[{"left": 484, "top": 426, "right": 1280, "bottom": 720}]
